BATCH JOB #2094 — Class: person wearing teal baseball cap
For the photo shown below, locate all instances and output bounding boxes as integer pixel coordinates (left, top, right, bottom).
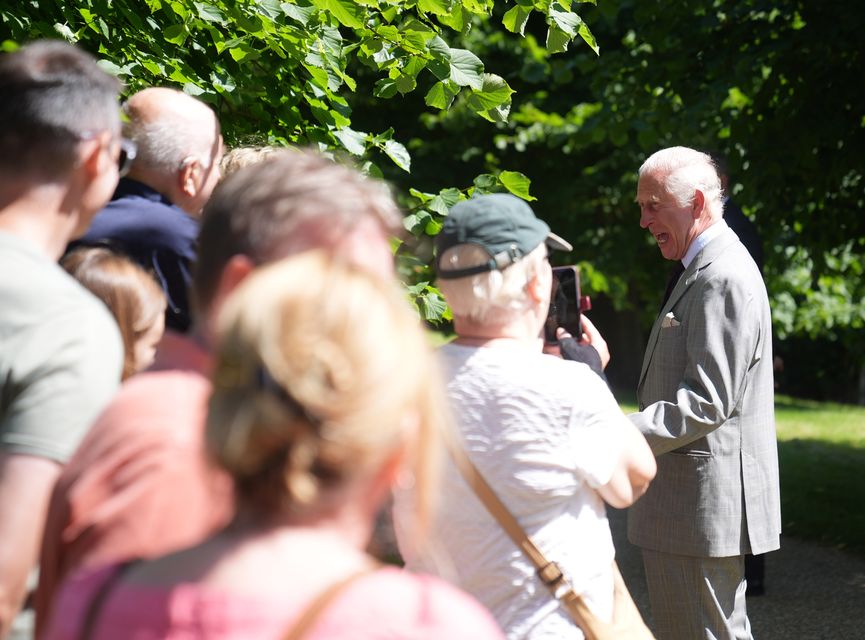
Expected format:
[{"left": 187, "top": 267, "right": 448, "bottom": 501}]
[
  {"left": 393, "top": 192, "right": 656, "bottom": 640},
  {"left": 435, "top": 193, "right": 572, "bottom": 279}
]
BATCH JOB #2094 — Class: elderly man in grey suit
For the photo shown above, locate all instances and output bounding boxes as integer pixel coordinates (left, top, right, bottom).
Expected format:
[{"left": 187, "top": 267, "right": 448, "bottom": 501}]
[{"left": 629, "top": 146, "right": 781, "bottom": 639}]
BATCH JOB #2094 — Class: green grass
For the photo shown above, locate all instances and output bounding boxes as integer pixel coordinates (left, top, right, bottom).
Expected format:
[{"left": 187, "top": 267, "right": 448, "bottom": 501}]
[
  {"left": 774, "top": 395, "right": 865, "bottom": 556},
  {"left": 615, "top": 392, "right": 865, "bottom": 557}
]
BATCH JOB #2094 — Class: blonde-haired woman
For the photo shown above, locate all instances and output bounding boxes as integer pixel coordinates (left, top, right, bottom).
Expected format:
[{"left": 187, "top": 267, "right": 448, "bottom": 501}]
[
  {"left": 61, "top": 247, "right": 166, "bottom": 380},
  {"left": 44, "top": 251, "right": 503, "bottom": 640}
]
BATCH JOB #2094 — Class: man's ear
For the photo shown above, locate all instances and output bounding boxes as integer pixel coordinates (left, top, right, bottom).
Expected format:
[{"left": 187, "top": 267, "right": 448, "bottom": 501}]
[
  {"left": 526, "top": 268, "right": 547, "bottom": 303},
  {"left": 692, "top": 189, "right": 706, "bottom": 218},
  {"left": 214, "top": 254, "right": 255, "bottom": 304},
  {"left": 179, "top": 158, "right": 201, "bottom": 198},
  {"left": 79, "top": 135, "right": 110, "bottom": 179}
]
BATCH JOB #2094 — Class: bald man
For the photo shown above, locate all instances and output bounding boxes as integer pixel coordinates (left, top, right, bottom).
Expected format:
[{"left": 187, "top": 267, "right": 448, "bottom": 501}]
[{"left": 72, "top": 87, "right": 224, "bottom": 333}]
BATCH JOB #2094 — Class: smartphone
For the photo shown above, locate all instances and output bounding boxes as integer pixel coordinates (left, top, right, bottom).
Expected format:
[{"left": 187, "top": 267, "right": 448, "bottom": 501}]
[{"left": 544, "top": 266, "right": 591, "bottom": 344}]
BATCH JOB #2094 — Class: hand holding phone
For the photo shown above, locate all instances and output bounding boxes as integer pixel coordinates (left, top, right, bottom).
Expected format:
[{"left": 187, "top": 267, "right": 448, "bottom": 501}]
[{"left": 544, "top": 266, "right": 591, "bottom": 344}]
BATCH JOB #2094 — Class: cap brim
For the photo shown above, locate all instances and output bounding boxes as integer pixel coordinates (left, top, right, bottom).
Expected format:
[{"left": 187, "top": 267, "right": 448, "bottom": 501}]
[{"left": 546, "top": 232, "right": 573, "bottom": 253}]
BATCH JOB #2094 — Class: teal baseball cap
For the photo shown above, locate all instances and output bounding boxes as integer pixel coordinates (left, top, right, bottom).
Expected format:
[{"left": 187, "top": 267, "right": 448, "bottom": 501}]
[{"left": 435, "top": 193, "right": 572, "bottom": 279}]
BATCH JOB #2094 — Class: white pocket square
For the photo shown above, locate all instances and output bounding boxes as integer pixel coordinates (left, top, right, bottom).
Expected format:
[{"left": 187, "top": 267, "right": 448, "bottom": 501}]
[{"left": 661, "top": 312, "right": 681, "bottom": 328}]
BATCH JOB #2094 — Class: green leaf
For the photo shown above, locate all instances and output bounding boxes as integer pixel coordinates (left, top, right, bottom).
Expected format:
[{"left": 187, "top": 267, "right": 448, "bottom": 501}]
[
  {"left": 373, "top": 77, "right": 399, "bottom": 98},
  {"left": 281, "top": 2, "right": 315, "bottom": 25},
  {"left": 461, "top": 0, "right": 490, "bottom": 14},
  {"left": 425, "top": 80, "right": 458, "bottom": 110},
  {"left": 427, "top": 36, "right": 452, "bottom": 80},
  {"left": 255, "top": 0, "right": 284, "bottom": 20},
  {"left": 229, "top": 43, "right": 260, "bottom": 62},
  {"left": 395, "top": 72, "right": 417, "bottom": 94},
  {"left": 425, "top": 218, "right": 444, "bottom": 235},
  {"left": 409, "top": 188, "right": 433, "bottom": 204},
  {"left": 96, "top": 59, "right": 124, "bottom": 77},
  {"left": 437, "top": 5, "right": 466, "bottom": 32},
  {"left": 210, "top": 70, "right": 236, "bottom": 93},
  {"left": 395, "top": 57, "right": 426, "bottom": 94},
  {"left": 472, "top": 173, "right": 498, "bottom": 193},
  {"left": 305, "top": 65, "right": 331, "bottom": 91},
  {"left": 375, "top": 25, "right": 400, "bottom": 41},
  {"left": 403, "top": 212, "right": 423, "bottom": 234},
  {"left": 142, "top": 59, "right": 164, "bottom": 75},
  {"left": 502, "top": 5, "right": 532, "bottom": 36},
  {"left": 449, "top": 48, "right": 484, "bottom": 90},
  {"left": 361, "top": 161, "right": 384, "bottom": 180},
  {"left": 465, "top": 73, "right": 514, "bottom": 122},
  {"left": 311, "top": 0, "right": 364, "bottom": 29},
  {"left": 163, "top": 24, "right": 188, "bottom": 45},
  {"left": 97, "top": 17, "right": 110, "bottom": 39},
  {"left": 333, "top": 127, "right": 368, "bottom": 156},
  {"left": 383, "top": 139, "right": 411, "bottom": 172},
  {"left": 183, "top": 82, "right": 206, "bottom": 96},
  {"left": 416, "top": 288, "right": 449, "bottom": 323},
  {"left": 194, "top": 2, "right": 227, "bottom": 24},
  {"left": 427, "top": 187, "right": 462, "bottom": 215},
  {"left": 578, "top": 22, "right": 600, "bottom": 55},
  {"left": 498, "top": 170, "right": 536, "bottom": 201},
  {"left": 549, "top": 4, "right": 582, "bottom": 37},
  {"left": 418, "top": 0, "right": 452, "bottom": 16},
  {"left": 402, "top": 30, "right": 429, "bottom": 55},
  {"left": 546, "top": 24, "right": 570, "bottom": 54}
]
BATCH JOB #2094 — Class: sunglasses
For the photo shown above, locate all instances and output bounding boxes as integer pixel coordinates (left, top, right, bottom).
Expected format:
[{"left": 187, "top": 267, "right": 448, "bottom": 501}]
[{"left": 118, "top": 138, "right": 137, "bottom": 177}]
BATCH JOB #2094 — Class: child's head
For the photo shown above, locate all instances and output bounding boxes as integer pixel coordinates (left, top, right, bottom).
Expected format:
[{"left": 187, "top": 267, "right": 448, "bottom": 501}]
[{"left": 62, "top": 247, "right": 167, "bottom": 379}]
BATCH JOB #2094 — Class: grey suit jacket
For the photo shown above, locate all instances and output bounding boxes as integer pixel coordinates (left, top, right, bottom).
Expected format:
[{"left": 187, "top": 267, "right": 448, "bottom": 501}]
[{"left": 628, "top": 227, "right": 781, "bottom": 557}]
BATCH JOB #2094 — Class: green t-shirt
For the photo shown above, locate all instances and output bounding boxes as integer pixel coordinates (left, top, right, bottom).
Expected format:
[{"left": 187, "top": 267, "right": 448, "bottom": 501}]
[{"left": 0, "top": 232, "right": 123, "bottom": 462}]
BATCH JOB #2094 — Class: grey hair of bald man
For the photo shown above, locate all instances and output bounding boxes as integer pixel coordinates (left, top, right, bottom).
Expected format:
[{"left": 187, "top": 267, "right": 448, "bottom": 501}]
[{"left": 123, "top": 88, "right": 220, "bottom": 175}]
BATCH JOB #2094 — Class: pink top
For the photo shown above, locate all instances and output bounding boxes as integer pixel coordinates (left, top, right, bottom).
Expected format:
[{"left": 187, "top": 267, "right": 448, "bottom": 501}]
[
  {"left": 35, "top": 334, "right": 233, "bottom": 636},
  {"left": 43, "top": 564, "right": 505, "bottom": 640}
]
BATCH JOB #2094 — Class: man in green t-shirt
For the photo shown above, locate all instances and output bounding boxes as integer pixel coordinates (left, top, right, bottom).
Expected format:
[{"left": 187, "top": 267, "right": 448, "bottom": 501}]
[{"left": 0, "top": 40, "right": 125, "bottom": 638}]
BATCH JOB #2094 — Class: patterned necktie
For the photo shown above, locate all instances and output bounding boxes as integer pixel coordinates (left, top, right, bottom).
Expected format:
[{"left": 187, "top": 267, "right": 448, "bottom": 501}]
[{"left": 660, "top": 261, "right": 686, "bottom": 310}]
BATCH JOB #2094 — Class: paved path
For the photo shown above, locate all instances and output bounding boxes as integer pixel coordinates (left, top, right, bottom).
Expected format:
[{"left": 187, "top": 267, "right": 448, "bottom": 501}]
[{"left": 609, "top": 508, "right": 865, "bottom": 638}]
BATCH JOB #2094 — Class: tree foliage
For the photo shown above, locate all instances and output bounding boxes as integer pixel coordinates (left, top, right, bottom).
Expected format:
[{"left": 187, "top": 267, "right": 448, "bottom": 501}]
[
  {"left": 2, "top": 0, "right": 602, "bottom": 321},
  {"left": 4, "top": 0, "right": 864, "bottom": 400},
  {"left": 354, "top": 0, "right": 864, "bottom": 399}
]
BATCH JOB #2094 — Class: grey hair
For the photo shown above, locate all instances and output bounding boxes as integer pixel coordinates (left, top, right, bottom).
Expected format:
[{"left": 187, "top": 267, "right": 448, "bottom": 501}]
[
  {"left": 438, "top": 242, "right": 548, "bottom": 325},
  {"left": 125, "top": 112, "right": 217, "bottom": 174},
  {"left": 639, "top": 146, "right": 724, "bottom": 220}
]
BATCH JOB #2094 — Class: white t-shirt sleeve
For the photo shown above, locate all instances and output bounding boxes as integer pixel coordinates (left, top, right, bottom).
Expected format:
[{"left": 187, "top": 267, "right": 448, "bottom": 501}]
[{"left": 565, "top": 366, "right": 627, "bottom": 489}]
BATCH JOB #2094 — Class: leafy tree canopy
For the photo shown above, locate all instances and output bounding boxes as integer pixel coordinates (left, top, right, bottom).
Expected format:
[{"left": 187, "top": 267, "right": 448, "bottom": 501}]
[
  {"left": 4, "top": 0, "right": 864, "bottom": 399},
  {"left": 2, "top": 0, "right": 602, "bottom": 323}
]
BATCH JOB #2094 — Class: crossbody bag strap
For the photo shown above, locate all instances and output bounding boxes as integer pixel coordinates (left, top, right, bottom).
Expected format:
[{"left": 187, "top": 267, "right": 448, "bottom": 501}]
[
  {"left": 282, "top": 565, "right": 379, "bottom": 640},
  {"left": 445, "top": 435, "right": 595, "bottom": 633}
]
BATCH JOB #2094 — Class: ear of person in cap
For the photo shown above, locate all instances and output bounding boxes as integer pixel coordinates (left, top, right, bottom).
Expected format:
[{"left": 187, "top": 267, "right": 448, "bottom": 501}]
[{"left": 435, "top": 193, "right": 572, "bottom": 279}]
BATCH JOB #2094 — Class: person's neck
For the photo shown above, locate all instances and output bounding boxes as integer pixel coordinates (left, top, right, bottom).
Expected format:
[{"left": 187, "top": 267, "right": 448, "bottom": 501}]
[
  {"left": 125, "top": 168, "right": 177, "bottom": 206},
  {"left": 225, "top": 501, "right": 374, "bottom": 553},
  {"left": 452, "top": 318, "right": 543, "bottom": 349},
  {"left": 0, "top": 186, "right": 78, "bottom": 260}
]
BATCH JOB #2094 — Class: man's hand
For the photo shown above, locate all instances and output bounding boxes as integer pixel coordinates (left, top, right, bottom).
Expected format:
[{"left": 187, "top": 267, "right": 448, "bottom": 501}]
[{"left": 576, "top": 314, "right": 610, "bottom": 370}]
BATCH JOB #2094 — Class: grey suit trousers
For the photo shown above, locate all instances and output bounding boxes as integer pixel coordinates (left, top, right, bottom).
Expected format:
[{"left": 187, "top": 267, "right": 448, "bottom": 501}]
[{"left": 642, "top": 549, "right": 752, "bottom": 640}]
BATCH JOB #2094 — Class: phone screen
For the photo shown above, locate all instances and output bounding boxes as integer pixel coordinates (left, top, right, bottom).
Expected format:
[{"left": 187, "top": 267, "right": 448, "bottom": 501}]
[{"left": 544, "top": 266, "right": 582, "bottom": 343}]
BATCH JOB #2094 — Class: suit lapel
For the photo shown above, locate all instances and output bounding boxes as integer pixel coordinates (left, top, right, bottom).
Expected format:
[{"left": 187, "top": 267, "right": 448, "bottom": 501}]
[{"left": 637, "top": 229, "right": 741, "bottom": 393}]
